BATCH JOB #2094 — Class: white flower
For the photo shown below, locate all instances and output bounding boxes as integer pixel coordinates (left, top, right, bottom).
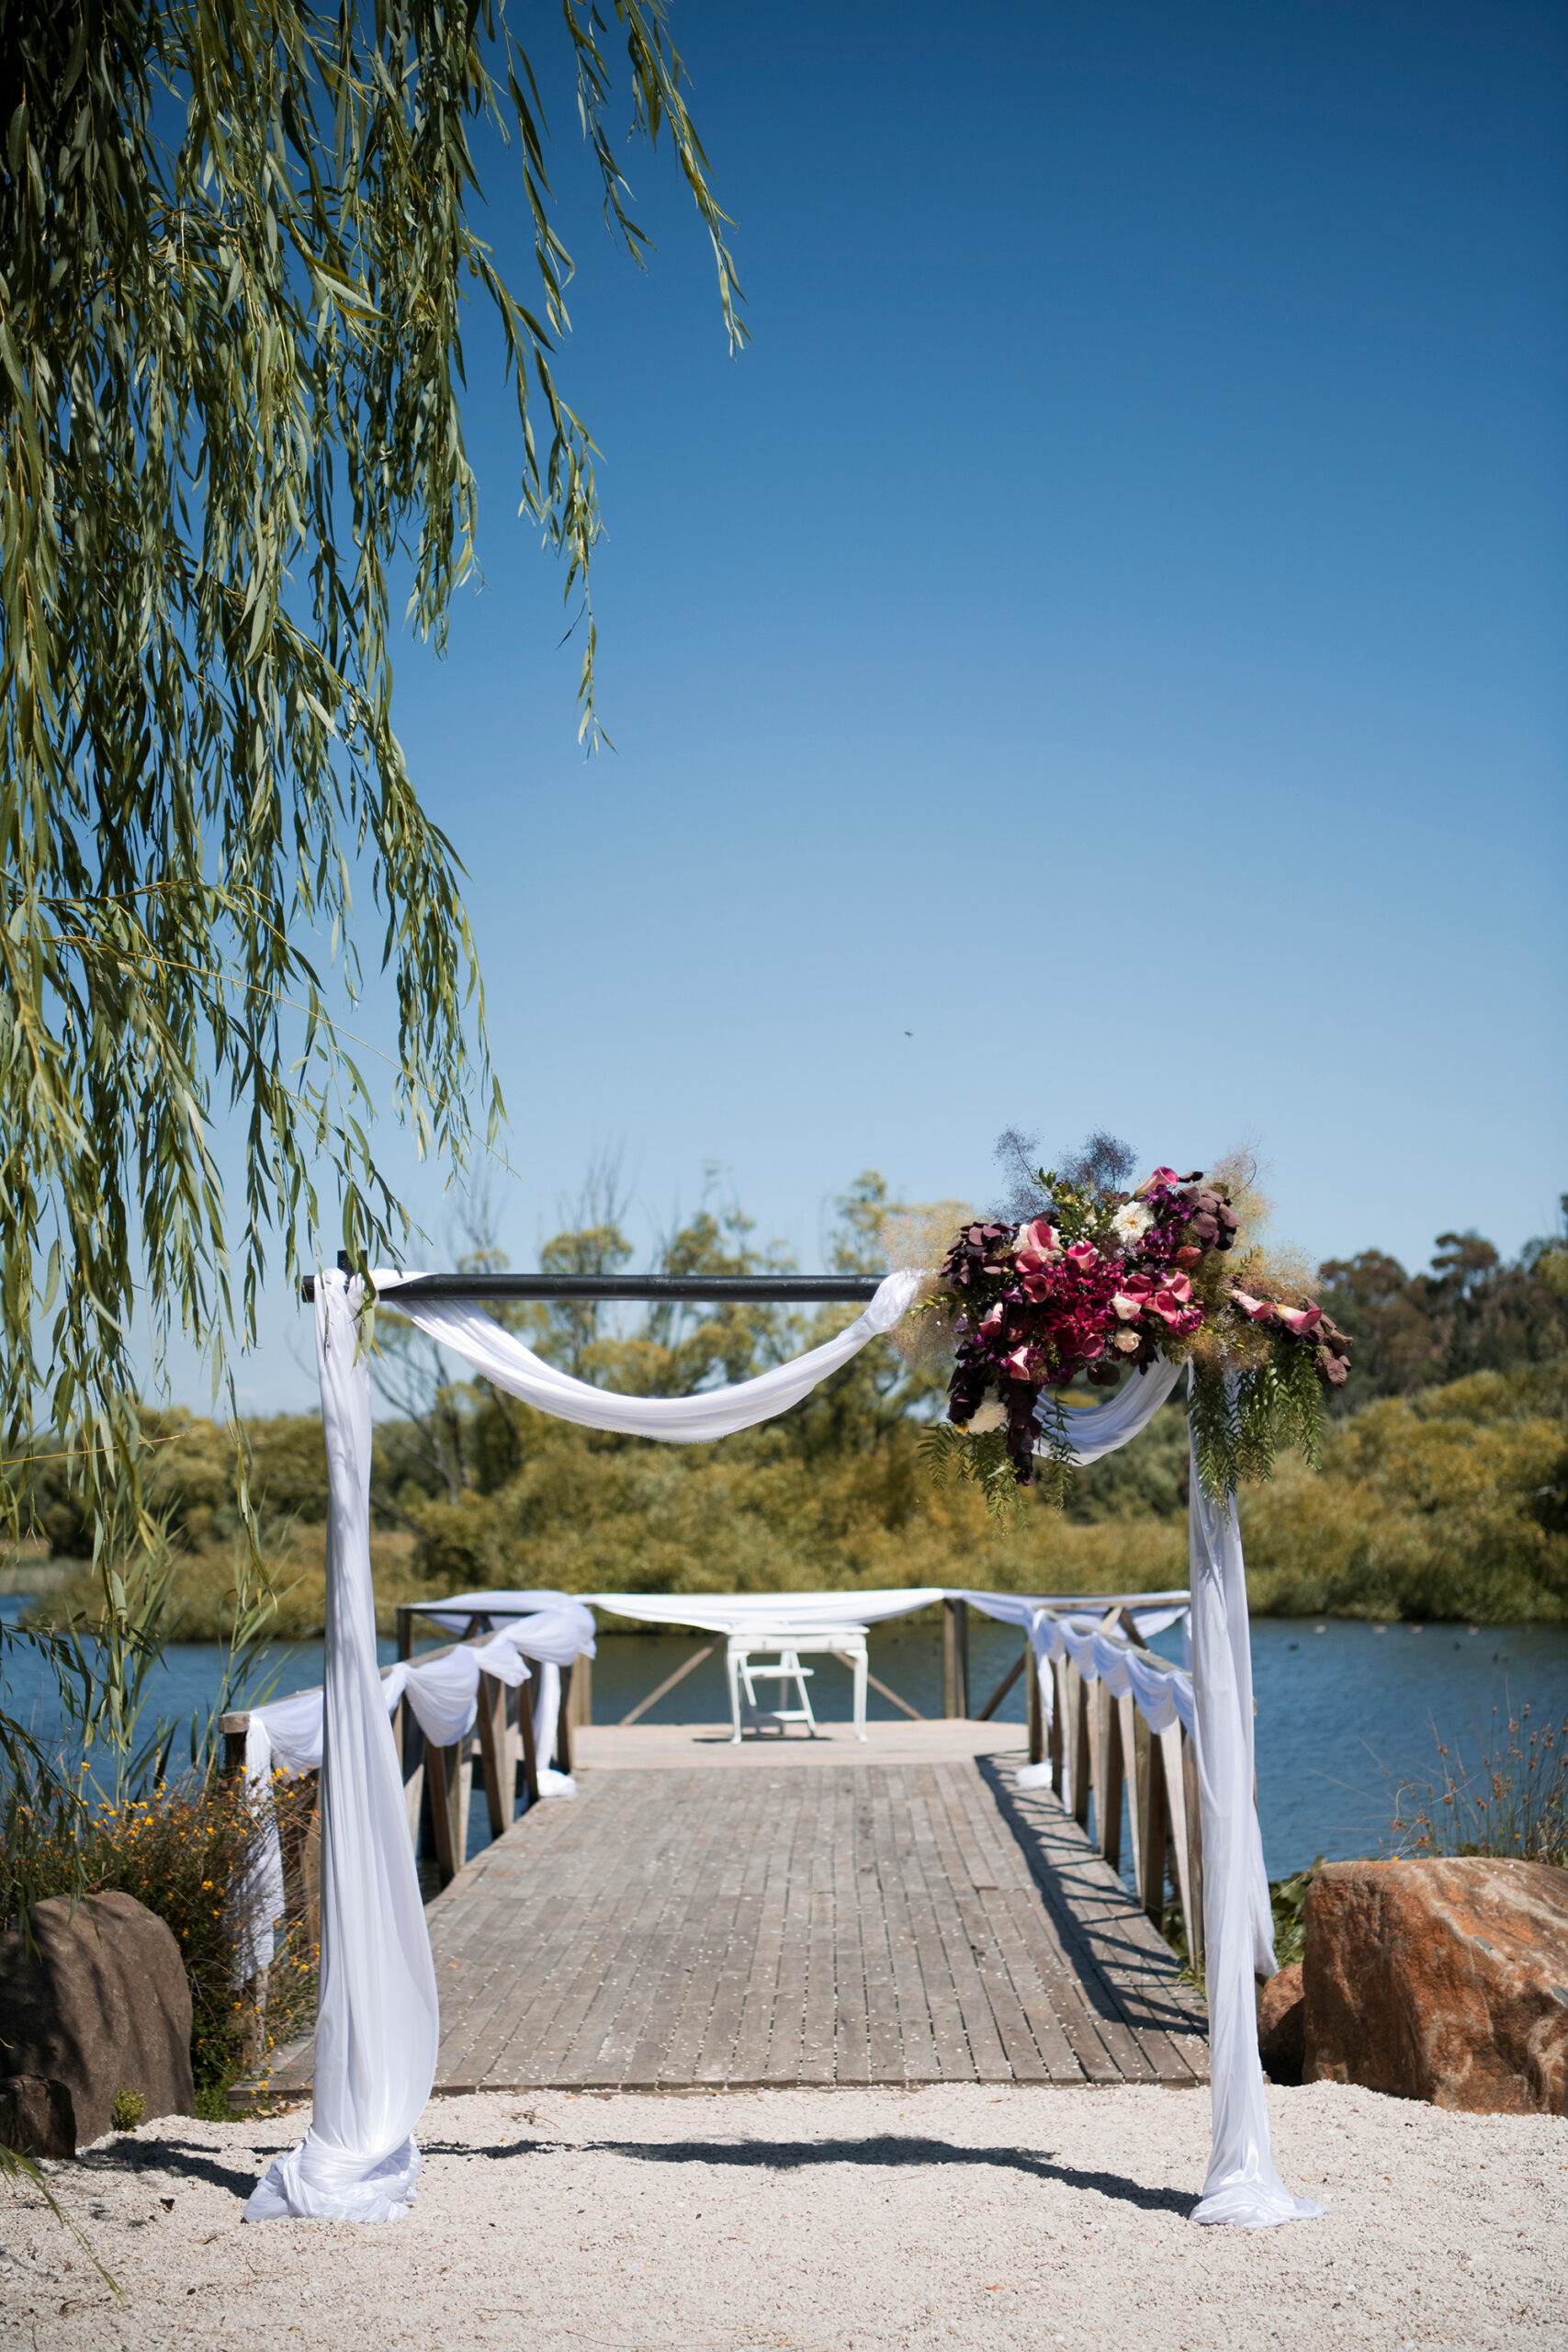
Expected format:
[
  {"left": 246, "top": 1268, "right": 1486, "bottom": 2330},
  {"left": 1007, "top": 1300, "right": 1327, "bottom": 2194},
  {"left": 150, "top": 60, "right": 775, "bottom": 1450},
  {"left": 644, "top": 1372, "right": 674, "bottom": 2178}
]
[
  {"left": 967, "top": 1398, "right": 1008, "bottom": 1434},
  {"left": 1111, "top": 1202, "right": 1154, "bottom": 1250},
  {"left": 1112, "top": 1329, "right": 1140, "bottom": 1354}
]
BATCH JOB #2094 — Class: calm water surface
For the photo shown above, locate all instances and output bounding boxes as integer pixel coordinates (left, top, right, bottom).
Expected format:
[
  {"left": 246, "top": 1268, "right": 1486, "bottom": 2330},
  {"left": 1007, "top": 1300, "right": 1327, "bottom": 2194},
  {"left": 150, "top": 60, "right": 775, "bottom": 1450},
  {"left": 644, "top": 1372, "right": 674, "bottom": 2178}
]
[{"left": 6, "top": 1595, "right": 1565, "bottom": 1880}]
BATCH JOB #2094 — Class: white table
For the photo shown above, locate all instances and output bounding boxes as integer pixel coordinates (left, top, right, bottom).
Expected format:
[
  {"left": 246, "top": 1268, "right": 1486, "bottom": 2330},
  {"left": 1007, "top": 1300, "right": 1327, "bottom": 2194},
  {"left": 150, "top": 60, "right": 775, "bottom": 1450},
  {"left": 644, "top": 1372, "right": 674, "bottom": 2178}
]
[{"left": 725, "top": 1627, "right": 869, "bottom": 1743}]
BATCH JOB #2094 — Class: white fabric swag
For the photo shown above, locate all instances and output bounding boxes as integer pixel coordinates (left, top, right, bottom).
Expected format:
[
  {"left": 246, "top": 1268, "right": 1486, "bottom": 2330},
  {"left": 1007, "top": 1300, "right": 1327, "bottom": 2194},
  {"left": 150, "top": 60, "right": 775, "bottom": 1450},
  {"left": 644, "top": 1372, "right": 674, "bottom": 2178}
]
[
  {"left": 235, "top": 1597, "right": 596, "bottom": 1984},
  {"left": 246, "top": 1265, "right": 1318, "bottom": 2233}
]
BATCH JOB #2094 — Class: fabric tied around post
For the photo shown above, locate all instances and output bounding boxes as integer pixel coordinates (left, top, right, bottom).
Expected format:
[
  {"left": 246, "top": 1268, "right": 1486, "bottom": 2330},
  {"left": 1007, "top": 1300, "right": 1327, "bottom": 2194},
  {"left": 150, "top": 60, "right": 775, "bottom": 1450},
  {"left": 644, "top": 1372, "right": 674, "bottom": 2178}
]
[
  {"left": 244, "top": 1272, "right": 440, "bottom": 2226},
  {"left": 1184, "top": 1367, "right": 1322, "bottom": 2228}
]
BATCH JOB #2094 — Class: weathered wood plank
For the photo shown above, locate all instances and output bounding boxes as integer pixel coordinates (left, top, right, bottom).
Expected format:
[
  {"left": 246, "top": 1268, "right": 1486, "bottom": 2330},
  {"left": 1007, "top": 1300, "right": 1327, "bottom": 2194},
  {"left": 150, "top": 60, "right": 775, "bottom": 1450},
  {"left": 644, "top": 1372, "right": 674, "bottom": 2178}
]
[
  {"left": 246, "top": 1750, "right": 1207, "bottom": 2102},
  {"left": 728, "top": 1770, "right": 813, "bottom": 2083},
  {"left": 868, "top": 1770, "right": 940, "bottom": 2084}
]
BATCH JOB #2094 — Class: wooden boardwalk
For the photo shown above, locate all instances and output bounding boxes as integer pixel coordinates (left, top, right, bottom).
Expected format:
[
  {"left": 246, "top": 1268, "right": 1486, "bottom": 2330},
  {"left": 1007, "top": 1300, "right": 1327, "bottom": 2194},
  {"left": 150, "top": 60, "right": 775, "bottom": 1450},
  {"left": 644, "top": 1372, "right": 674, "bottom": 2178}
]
[{"left": 257, "top": 1750, "right": 1207, "bottom": 2098}]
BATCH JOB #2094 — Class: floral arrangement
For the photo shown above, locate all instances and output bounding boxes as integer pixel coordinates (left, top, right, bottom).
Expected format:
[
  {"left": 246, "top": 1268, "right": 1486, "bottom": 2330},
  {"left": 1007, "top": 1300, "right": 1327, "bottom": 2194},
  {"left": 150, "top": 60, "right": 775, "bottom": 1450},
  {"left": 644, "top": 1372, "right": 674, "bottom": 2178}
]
[{"left": 917, "top": 1151, "right": 1350, "bottom": 1512}]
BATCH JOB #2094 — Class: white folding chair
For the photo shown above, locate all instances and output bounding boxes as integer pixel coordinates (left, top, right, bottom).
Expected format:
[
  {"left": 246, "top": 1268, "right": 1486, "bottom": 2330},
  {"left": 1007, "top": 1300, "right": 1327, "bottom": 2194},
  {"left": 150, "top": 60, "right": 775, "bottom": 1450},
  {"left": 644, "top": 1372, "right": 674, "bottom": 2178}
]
[{"left": 727, "top": 1636, "right": 817, "bottom": 1740}]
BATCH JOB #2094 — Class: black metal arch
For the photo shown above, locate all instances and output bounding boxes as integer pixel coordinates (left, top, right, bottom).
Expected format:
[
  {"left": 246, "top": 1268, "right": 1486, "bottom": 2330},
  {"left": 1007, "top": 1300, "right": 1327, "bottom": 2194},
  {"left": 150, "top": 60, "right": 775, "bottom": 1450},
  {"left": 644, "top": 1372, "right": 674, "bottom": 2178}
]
[{"left": 300, "top": 1265, "right": 881, "bottom": 1306}]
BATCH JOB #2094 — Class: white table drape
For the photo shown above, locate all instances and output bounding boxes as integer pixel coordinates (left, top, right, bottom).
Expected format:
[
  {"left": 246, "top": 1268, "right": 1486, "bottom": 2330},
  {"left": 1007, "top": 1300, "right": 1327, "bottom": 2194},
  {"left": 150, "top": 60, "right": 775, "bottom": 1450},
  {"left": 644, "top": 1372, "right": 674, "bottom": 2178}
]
[
  {"left": 253, "top": 1263, "right": 1317, "bottom": 2232},
  {"left": 587, "top": 1587, "right": 949, "bottom": 1636}
]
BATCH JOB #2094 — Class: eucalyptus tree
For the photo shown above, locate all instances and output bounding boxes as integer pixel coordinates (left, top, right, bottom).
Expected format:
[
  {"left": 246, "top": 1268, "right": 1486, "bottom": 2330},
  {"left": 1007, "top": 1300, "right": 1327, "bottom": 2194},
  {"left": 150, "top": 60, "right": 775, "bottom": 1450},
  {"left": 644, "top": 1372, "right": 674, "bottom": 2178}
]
[{"left": 0, "top": 1, "right": 741, "bottom": 1530}]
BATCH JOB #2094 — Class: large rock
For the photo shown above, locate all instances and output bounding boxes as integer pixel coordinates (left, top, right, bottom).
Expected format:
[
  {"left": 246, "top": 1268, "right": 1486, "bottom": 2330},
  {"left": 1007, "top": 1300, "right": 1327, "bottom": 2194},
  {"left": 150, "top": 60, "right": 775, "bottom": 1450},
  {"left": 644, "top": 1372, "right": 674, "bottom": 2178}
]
[
  {"left": 0, "top": 1891, "right": 194, "bottom": 2150},
  {"left": 1258, "top": 1961, "right": 1305, "bottom": 2085},
  {"left": 0, "top": 2076, "right": 75, "bottom": 2159},
  {"left": 1303, "top": 1858, "right": 1568, "bottom": 2113}
]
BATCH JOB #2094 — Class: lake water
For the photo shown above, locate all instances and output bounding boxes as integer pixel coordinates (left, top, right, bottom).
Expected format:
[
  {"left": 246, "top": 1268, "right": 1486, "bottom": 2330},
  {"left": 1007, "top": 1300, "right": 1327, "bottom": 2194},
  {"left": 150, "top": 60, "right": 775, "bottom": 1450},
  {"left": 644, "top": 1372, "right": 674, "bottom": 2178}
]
[{"left": 5, "top": 1594, "right": 1566, "bottom": 1883}]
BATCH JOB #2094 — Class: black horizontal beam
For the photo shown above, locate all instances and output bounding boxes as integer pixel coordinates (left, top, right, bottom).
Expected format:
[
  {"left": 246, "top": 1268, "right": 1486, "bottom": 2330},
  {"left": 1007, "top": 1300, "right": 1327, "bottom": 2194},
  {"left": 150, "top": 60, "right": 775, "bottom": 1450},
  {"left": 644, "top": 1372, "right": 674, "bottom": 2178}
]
[{"left": 299, "top": 1271, "right": 882, "bottom": 1306}]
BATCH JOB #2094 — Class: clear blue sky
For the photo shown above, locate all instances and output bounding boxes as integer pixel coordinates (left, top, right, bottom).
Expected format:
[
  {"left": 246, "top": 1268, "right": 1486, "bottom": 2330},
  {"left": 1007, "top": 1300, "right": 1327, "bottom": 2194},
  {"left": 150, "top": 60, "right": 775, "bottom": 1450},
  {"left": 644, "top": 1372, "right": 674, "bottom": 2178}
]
[{"left": 199, "top": 0, "right": 1568, "bottom": 1414}]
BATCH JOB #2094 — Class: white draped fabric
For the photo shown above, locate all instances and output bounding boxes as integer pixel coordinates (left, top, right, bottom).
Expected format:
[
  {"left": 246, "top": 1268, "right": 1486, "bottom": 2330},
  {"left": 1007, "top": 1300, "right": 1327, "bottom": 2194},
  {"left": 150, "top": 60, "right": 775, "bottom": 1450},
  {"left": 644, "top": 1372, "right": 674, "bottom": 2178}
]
[
  {"left": 255, "top": 1262, "right": 1316, "bottom": 2232},
  {"left": 373, "top": 1267, "right": 922, "bottom": 1438},
  {"left": 238, "top": 1601, "right": 595, "bottom": 1978},
  {"left": 1185, "top": 1399, "right": 1321, "bottom": 2227},
  {"left": 406, "top": 1595, "right": 598, "bottom": 1792},
  {"left": 245, "top": 1272, "right": 439, "bottom": 2225},
  {"left": 1012, "top": 1357, "right": 1315, "bottom": 2226},
  {"left": 963, "top": 1594, "right": 1197, "bottom": 1745},
  {"left": 415, "top": 1592, "right": 598, "bottom": 1657}
]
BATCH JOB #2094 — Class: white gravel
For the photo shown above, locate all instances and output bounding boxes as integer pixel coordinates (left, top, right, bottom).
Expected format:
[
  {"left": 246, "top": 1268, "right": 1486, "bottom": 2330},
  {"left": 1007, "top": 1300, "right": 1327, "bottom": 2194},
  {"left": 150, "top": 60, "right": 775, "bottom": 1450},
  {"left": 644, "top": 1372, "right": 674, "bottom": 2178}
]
[{"left": 4, "top": 2082, "right": 1565, "bottom": 2351}]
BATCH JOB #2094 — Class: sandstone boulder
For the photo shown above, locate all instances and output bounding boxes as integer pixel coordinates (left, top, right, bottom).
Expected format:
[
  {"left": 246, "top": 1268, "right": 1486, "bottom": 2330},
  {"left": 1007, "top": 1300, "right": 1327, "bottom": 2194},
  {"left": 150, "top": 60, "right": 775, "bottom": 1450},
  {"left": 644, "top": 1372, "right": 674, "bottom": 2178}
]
[
  {"left": 1303, "top": 1857, "right": 1568, "bottom": 2113},
  {"left": 0, "top": 2075, "right": 76, "bottom": 2160},
  {"left": 0, "top": 1891, "right": 194, "bottom": 2149},
  {"left": 1258, "top": 1961, "right": 1305, "bottom": 2085}
]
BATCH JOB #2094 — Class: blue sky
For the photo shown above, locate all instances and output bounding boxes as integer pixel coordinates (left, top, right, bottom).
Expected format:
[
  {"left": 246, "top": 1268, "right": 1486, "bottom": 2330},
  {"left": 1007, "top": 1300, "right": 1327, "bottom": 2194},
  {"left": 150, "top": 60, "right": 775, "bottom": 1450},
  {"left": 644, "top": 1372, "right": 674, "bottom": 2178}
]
[{"left": 193, "top": 0, "right": 1566, "bottom": 1413}]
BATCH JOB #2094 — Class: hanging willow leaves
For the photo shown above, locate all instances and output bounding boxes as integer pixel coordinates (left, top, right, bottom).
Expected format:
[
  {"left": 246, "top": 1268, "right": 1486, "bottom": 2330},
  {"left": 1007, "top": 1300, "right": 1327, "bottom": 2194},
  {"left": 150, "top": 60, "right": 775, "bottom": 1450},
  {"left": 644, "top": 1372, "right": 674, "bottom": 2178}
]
[{"left": 0, "top": 1, "right": 742, "bottom": 1527}]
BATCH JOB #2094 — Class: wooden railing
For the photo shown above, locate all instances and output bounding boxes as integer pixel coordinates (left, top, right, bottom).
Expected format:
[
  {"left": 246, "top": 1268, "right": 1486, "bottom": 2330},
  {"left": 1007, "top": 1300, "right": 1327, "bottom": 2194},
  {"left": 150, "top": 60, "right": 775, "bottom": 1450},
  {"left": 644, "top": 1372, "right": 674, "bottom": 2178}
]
[
  {"left": 946, "top": 1594, "right": 1203, "bottom": 1964},
  {"left": 1047, "top": 1605, "right": 1203, "bottom": 1964},
  {"left": 223, "top": 1601, "right": 1201, "bottom": 1954},
  {"left": 220, "top": 1624, "right": 591, "bottom": 1895}
]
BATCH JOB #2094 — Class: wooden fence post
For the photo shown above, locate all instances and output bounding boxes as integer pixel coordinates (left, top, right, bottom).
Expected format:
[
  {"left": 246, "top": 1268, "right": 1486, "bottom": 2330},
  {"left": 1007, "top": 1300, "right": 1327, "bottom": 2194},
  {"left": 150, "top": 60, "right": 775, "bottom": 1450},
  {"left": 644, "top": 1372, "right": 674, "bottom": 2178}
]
[
  {"left": 393, "top": 1697, "right": 426, "bottom": 1850},
  {"left": 1137, "top": 1716, "right": 1169, "bottom": 1928},
  {"left": 1118, "top": 1692, "right": 1143, "bottom": 1890},
  {"left": 475, "top": 1672, "right": 512, "bottom": 1839},
  {"left": 1068, "top": 1664, "right": 1091, "bottom": 1829},
  {"left": 276, "top": 1771, "right": 321, "bottom": 1949},
  {"left": 942, "top": 1598, "right": 970, "bottom": 1719},
  {"left": 424, "top": 1738, "right": 472, "bottom": 1886},
  {"left": 516, "top": 1678, "right": 541, "bottom": 1809},
  {"left": 1026, "top": 1643, "right": 1043, "bottom": 1765},
  {"left": 1049, "top": 1655, "right": 1067, "bottom": 1800},
  {"left": 1094, "top": 1681, "right": 1127, "bottom": 1868},
  {"left": 567, "top": 1651, "right": 592, "bottom": 1730},
  {"left": 556, "top": 1663, "right": 576, "bottom": 1776},
  {"left": 1179, "top": 1724, "right": 1204, "bottom": 1964}
]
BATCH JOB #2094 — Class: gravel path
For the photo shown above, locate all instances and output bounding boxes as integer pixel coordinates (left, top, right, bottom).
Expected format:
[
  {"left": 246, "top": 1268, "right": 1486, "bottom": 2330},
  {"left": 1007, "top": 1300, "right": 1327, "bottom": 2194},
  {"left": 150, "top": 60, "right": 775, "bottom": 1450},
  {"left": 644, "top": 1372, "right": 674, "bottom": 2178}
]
[{"left": 3, "top": 2082, "right": 1564, "bottom": 2350}]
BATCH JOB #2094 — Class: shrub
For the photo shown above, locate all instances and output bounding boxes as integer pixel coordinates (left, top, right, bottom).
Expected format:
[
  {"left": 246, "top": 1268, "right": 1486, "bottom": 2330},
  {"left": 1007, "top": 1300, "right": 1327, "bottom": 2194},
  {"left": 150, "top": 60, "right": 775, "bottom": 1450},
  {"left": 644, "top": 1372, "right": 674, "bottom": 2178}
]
[
  {"left": 1241, "top": 1364, "right": 1568, "bottom": 1622},
  {"left": 0, "top": 1770, "right": 318, "bottom": 2099}
]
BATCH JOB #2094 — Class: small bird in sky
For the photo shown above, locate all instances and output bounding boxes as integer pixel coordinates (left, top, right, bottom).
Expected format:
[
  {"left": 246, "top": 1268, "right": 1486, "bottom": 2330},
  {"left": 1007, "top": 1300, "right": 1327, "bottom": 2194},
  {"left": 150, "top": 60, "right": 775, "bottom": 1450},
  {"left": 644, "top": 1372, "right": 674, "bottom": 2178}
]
[{"left": 904, "top": 1030, "right": 913, "bottom": 1036}]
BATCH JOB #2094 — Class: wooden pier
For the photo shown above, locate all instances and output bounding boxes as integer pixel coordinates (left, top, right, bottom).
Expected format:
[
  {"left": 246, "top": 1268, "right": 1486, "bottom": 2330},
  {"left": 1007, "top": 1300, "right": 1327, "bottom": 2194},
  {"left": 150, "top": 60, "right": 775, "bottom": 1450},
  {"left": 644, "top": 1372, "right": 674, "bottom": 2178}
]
[{"left": 249, "top": 1728, "right": 1207, "bottom": 2099}]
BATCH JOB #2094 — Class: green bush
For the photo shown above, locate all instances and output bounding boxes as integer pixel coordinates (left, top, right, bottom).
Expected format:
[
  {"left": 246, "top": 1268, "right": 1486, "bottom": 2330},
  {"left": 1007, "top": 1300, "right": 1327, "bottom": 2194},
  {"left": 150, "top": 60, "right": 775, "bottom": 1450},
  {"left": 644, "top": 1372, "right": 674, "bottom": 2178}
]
[
  {"left": 1, "top": 1771, "right": 318, "bottom": 2099},
  {"left": 1241, "top": 1363, "right": 1568, "bottom": 1622}
]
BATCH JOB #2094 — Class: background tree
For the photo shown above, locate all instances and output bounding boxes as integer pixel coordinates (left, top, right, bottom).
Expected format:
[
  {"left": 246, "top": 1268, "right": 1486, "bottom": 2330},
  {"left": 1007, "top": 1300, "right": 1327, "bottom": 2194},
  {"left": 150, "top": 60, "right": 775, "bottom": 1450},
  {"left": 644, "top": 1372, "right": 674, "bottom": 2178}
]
[
  {"left": 0, "top": 0, "right": 741, "bottom": 1531},
  {"left": 1318, "top": 1199, "right": 1568, "bottom": 1403}
]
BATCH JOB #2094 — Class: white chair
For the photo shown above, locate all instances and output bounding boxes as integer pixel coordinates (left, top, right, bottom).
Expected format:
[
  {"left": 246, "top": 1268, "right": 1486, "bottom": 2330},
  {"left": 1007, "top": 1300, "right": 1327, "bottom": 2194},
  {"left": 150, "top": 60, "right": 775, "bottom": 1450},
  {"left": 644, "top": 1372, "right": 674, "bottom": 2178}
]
[{"left": 725, "top": 1627, "right": 870, "bottom": 1744}]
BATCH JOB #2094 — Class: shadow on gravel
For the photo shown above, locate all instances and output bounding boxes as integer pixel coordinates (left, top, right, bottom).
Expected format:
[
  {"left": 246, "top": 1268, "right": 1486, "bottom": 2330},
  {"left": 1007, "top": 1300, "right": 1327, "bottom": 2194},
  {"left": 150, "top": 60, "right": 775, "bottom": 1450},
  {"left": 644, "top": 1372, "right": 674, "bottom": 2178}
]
[
  {"left": 422, "top": 2132, "right": 1194, "bottom": 2217},
  {"left": 78, "top": 2137, "right": 262, "bottom": 2199}
]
